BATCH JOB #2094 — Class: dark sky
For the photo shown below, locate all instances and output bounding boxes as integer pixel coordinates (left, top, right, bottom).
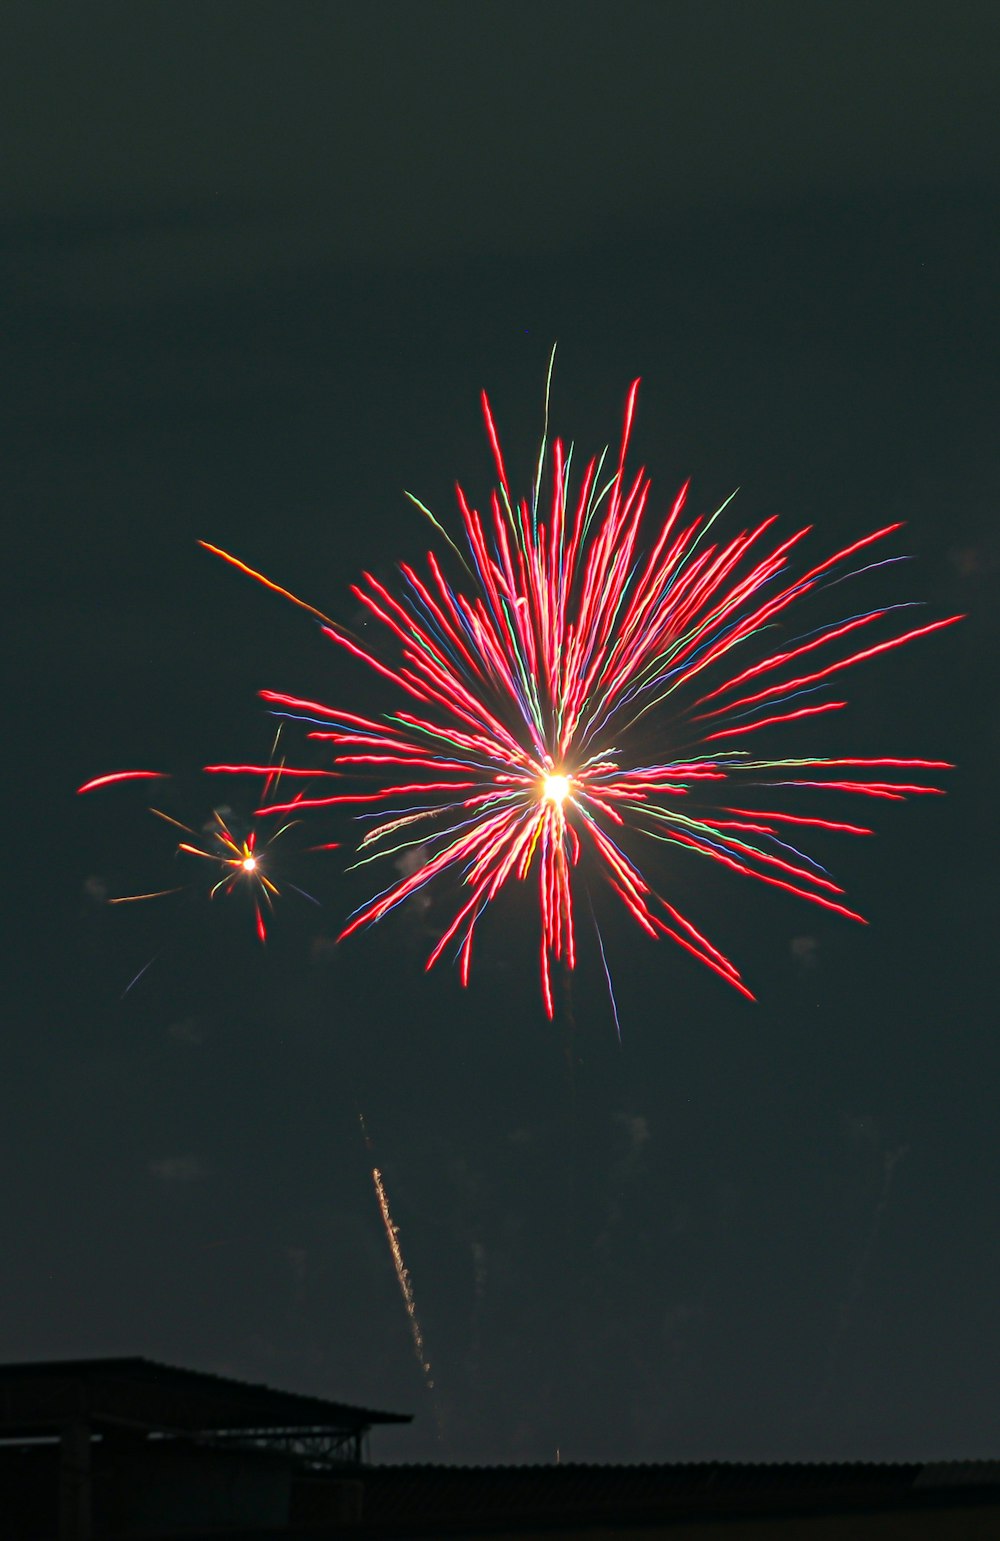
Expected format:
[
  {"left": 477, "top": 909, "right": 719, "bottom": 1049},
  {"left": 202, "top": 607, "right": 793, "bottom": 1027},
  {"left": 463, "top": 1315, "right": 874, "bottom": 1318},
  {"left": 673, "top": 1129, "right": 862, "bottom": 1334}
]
[{"left": 5, "top": 2, "right": 998, "bottom": 1464}]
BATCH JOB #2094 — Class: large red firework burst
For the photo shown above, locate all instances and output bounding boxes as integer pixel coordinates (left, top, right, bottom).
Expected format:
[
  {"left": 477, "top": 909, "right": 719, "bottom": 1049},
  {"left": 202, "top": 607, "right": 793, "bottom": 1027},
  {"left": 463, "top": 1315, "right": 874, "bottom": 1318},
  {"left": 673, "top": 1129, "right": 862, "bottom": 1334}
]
[{"left": 206, "top": 364, "right": 960, "bottom": 1018}]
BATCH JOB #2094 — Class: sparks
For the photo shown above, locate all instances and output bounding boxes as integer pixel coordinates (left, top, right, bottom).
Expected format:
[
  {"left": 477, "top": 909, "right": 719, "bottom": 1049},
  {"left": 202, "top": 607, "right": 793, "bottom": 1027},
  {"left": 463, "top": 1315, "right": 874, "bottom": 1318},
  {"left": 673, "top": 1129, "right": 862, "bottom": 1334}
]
[
  {"left": 80, "top": 733, "right": 322, "bottom": 942},
  {"left": 203, "top": 358, "right": 961, "bottom": 1017}
]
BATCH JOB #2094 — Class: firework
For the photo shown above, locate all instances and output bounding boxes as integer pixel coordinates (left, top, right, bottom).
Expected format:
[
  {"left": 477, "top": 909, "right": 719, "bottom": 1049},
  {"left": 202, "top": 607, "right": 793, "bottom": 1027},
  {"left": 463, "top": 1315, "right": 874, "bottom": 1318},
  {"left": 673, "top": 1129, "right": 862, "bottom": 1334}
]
[
  {"left": 78, "top": 738, "right": 326, "bottom": 942},
  {"left": 205, "top": 359, "right": 961, "bottom": 1017}
]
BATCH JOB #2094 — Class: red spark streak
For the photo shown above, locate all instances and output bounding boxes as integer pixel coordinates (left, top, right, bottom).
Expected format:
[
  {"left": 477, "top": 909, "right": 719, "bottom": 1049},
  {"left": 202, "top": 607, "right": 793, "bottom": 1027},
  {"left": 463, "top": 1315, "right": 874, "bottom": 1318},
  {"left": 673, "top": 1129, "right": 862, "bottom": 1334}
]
[
  {"left": 77, "top": 770, "right": 169, "bottom": 793},
  {"left": 203, "top": 764, "right": 340, "bottom": 777}
]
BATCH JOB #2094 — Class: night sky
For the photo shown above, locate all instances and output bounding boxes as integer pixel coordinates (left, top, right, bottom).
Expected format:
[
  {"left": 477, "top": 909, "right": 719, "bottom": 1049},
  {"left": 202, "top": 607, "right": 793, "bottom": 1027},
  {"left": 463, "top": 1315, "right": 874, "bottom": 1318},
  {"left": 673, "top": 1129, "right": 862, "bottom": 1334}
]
[{"left": 5, "top": 2, "right": 998, "bottom": 1465}]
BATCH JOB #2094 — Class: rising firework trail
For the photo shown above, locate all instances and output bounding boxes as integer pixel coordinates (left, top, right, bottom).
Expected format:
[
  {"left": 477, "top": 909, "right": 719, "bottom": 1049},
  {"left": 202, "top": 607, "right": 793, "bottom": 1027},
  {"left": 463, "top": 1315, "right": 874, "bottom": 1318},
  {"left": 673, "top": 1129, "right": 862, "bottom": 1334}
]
[
  {"left": 205, "top": 353, "right": 961, "bottom": 1017},
  {"left": 361, "top": 1114, "right": 435, "bottom": 1391}
]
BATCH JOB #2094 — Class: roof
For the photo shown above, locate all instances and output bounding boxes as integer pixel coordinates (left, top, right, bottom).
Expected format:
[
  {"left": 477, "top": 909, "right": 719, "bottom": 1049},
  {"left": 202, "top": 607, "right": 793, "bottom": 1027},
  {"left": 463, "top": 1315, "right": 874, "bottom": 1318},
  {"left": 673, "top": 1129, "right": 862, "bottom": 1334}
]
[
  {"left": 0, "top": 1358, "right": 411, "bottom": 1440},
  {"left": 355, "top": 1461, "right": 1000, "bottom": 1532}
]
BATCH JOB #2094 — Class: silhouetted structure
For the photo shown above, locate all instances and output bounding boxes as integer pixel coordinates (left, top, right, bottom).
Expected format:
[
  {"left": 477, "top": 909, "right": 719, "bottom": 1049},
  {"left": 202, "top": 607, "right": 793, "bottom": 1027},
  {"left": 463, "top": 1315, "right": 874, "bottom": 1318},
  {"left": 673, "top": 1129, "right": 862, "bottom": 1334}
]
[
  {"left": 0, "top": 1357, "right": 409, "bottom": 1539},
  {"left": 358, "top": 1460, "right": 1000, "bottom": 1537},
  {"left": 3, "top": 1358, "right": 1000, "bottom": 1537}
]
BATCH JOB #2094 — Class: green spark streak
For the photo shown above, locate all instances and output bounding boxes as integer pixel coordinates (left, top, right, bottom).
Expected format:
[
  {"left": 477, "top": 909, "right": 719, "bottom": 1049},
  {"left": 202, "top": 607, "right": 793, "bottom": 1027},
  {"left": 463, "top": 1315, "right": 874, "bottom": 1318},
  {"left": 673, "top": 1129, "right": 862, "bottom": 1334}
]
[
  {"left": 531, "top": 342, "right": 558, "bottom": 530},
  {"left": 404, "top": 490, "right": 473, "bottom": 576}
]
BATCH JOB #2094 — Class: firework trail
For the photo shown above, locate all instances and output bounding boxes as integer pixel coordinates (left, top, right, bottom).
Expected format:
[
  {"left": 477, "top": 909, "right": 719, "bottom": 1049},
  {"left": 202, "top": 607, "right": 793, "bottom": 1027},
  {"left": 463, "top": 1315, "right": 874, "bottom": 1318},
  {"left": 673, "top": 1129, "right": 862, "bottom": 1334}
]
[
  {"left": 812, "top": 1142, "right": 909, "bottom": 1416},
  {"left": 361, "top": 1115, "right": 435, "bottom": 1391},
  {"left": 205, "top": 355, "right": 960, "bottom": 1015}
]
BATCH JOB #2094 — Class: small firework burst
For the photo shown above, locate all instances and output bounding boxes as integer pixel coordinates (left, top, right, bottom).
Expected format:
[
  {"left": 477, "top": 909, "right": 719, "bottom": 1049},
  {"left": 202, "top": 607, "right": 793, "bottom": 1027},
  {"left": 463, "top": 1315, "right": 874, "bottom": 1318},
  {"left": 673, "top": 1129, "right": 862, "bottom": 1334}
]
[{"left": 78, "top": 736, "right": 326, "bottom": 944}]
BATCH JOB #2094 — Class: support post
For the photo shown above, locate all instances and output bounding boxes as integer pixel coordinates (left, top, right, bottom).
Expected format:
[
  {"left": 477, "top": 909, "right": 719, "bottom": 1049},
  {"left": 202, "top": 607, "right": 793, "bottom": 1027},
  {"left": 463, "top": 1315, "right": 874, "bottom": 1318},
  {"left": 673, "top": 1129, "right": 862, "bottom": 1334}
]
[{"left": 59, "top": 1419, "right": 92, "bottom": 1541}]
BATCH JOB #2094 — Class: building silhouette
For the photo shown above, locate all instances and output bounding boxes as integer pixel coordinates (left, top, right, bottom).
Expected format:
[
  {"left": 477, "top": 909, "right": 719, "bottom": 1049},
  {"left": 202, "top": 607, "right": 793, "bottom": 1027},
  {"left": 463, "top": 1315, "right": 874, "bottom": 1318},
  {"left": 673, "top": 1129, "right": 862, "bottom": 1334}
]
[{"left": 2, "top": 1357, "right": 999, "bottom": 1538}]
